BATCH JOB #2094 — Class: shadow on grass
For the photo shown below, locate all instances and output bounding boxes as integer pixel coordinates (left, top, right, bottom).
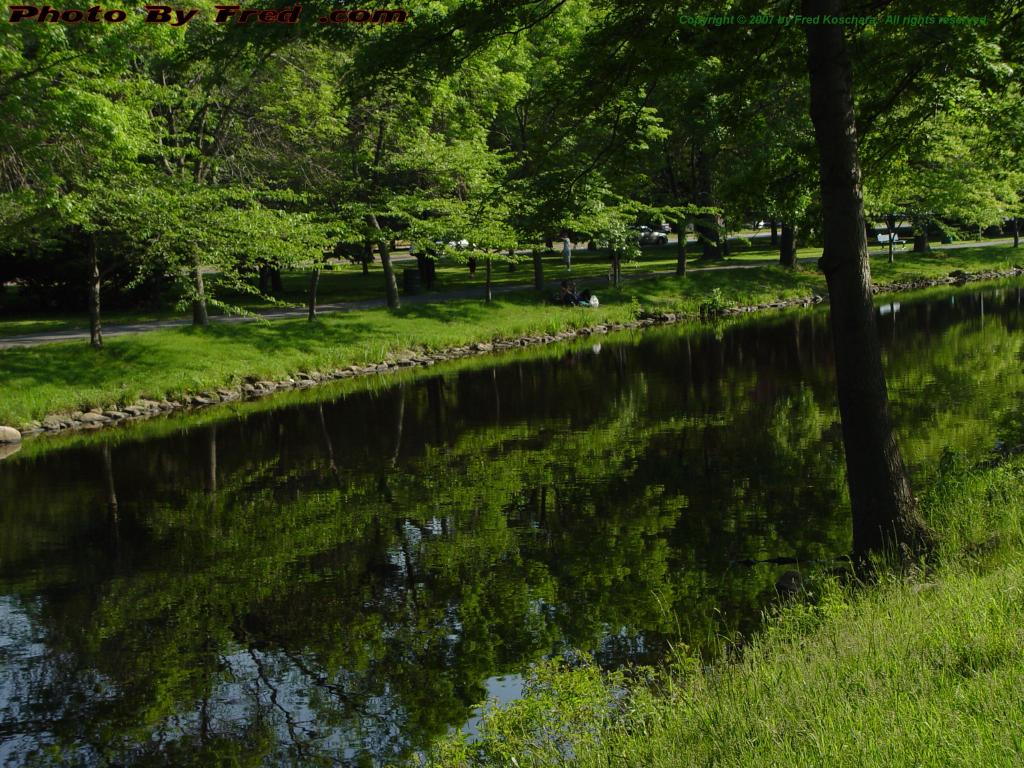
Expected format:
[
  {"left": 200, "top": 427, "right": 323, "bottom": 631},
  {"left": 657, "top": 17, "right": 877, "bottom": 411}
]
[{"left": 0, "top": 336, "right": 183, "bottom": 392}]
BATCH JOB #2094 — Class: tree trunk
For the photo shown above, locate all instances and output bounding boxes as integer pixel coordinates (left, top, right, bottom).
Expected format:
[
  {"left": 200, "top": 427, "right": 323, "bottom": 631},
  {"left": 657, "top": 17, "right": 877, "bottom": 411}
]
[
  {"left": 416, "top": 253, "right": 436, "bottom": 289},
  {"left": 368, "top": 214, "right": 400, "bottom": 309},
  {"left": 362, "top": 241, "right": 372, "bottom": 274},
  {"left": 697, "top": 219, "right": 720, "bottom": 259},
  {"left": 780, "top": 223, "right": 797, "bottom": 267},
  {"left": 913, "top": 225, "right": 930, "bottom": 253},
  {"left": 89, "top": 234, "right": 103, "bottom": 349},
  {"left": 192, "top": 265, "right": 209, "bottom": 326},
  {"left": 611, "top": 251, "right": 621, "bottom": 287},
  {"left": 676, "top": 218, "right": 687, "bottom": 276},
  {"left": 694, "top": 145, "right": 720, "bottom": 259},
  {"left": 1013, "top": 217, "right": 1019, "bottom": 248},
  {"left": 803, "top": 0, "right": 932, "bottom": 563},
  {"left": 484, "top": 257, "right": 493, "bottom": 303},
  {"left": 532, "top": 249, "right": 544, "bottom": 290},
  {"left": 271, "top": 268, "right": 283, "bottom": 295},
  {"left": 884, "top": 214, "right": 897, "bottom": 263},
  {"left": 308, "top": 268, "right": 320, "bottom": 321},
  {"left": 770, "top": 220, "right": 779, "bottom": 246},
  {"left": 696, "top": 222, "right": 717, "bottom": 258}
]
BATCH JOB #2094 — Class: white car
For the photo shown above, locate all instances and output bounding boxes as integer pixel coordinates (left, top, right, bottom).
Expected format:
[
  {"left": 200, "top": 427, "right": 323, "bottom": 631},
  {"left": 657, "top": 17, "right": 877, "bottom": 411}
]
[{"left": 633, "top": 226, "right": 668, "bottom": 245}]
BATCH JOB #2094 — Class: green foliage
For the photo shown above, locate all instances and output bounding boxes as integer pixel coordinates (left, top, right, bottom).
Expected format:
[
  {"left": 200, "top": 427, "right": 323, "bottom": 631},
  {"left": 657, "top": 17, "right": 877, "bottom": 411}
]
[{"left": 864, "top": 93, "right": 1023, "bottom": 241}]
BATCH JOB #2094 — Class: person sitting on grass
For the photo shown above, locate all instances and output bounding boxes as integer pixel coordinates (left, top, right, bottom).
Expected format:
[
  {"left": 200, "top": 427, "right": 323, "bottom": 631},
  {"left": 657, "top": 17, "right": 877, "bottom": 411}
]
[
  {"left": 559, "top": 280, "right": 595, "bottom": 307},
  {"left": 559, "top": 279, "right": 578, "bottom": 306}
]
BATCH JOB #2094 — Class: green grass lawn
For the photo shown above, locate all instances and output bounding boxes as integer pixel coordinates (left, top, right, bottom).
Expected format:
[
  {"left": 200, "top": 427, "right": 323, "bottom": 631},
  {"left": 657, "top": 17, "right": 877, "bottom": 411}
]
[
  {"left": 1, "top": 243, "right": 1020, "bottom": 427},
  {"left": 428, "top": 453, "right": 1024, "bottom": 767}
]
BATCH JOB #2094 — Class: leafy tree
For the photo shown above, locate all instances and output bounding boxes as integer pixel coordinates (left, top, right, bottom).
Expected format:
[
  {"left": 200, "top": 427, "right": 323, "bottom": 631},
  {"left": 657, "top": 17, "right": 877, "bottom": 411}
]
[
  {"left": 864, "top": 94, "right": 1023, "bottom": 256},
  {"left": 0, "top": 15, "right": 156, "bottom": 345}
]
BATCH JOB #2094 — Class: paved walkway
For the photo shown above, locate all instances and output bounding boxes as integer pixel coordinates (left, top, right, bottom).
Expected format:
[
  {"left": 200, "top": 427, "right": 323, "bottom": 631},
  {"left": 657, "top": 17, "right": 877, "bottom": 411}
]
[{"left": 0, "top": 238, "right": 1015, "bottom": 349}]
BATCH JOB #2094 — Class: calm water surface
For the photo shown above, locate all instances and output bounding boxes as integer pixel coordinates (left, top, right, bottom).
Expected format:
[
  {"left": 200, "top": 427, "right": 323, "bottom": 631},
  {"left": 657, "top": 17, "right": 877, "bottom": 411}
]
[{"left": 2, "top": 282, "right": 1023, "bottom": 766}]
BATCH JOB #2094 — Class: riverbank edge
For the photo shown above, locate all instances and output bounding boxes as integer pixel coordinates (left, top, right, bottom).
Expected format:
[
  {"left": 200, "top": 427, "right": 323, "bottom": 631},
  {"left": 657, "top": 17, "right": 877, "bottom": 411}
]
[{"left": 6, "top": 265, "right": 1022, "bottom": 444}]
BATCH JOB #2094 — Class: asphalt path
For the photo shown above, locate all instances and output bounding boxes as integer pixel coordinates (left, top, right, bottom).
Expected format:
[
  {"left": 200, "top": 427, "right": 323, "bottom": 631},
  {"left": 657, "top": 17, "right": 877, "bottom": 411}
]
[{"left": 1, "top": 238, "right": 1015, "bottom": 349}]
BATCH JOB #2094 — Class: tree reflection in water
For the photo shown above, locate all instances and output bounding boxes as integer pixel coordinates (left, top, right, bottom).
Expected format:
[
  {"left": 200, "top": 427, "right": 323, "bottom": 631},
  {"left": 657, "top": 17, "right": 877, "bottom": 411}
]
[{"left": 1, "top": 282, "right": 1023, "bottom": 766}]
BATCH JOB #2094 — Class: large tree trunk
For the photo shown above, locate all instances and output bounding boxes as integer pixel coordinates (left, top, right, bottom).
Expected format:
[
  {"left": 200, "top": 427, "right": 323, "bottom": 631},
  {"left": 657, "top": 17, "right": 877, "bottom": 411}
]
[
  {"left": 532, "top": 249, "right": 544, "bottom": 290},
  {"left": 308, "top": 268, "right": 320, "bottom": 321},
  {"left": 804, "top": 0, "right": 932, "bottom": 562},
  {"left": 780, "top": 223, "right": 797, "bottom": 267},
  {"left": 88, "top": 234, "right": 103, "bottom": 349},
  {"left": 368, "top": 214, "right": 400, "bottom": 309},
  {"left": 192, "top": 265, "right": 209, "bottom": 326},
  {"left": 770, "top": 220, "right": 779, "bottom": 247},
  {"left": 675, "top": 217, "right": 687, "bottom": 276}
]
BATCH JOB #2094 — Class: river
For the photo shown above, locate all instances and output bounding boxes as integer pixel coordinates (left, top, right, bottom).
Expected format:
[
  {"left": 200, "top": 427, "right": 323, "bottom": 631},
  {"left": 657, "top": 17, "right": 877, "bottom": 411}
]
[{"left": 1, "top": 281, "right": 1022, "bottom": 766}]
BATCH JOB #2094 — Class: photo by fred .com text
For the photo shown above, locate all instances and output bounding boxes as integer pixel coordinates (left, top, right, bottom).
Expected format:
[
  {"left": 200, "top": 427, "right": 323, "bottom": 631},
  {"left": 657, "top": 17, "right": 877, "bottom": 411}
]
[{"left": 5, "top": 4, "right": 409, "bottom": 25}]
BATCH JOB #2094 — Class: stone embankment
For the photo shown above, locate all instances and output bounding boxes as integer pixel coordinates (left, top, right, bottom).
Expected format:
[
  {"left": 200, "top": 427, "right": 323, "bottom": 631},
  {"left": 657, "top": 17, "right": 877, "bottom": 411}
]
[
  {"left": 4, "top": 266, "right": 1021, "bottom": 444},
  {"left": 872, "top": 267, "right": 1023, "bottom": 294},
  {"left": 11, "top": 320, "right": 661, "bottom": 440}
]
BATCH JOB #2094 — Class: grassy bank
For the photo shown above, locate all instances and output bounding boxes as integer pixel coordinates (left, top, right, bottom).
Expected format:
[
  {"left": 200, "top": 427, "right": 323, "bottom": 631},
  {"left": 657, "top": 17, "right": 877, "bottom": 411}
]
[
  {"left": 1, "top": 245, "right": 1020, "bottom": 428},
  {"left": 427, "top": 454, "right": 1024, "bottom": 767},
  {"left": 1, "top": 241, "right": 1018, "bottom": 338}
]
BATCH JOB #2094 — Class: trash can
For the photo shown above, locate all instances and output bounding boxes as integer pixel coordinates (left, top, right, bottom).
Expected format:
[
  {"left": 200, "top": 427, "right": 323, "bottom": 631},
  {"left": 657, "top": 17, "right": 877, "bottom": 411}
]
[{"left": 402, "top": 267, "right": 422, "bottom": 295}]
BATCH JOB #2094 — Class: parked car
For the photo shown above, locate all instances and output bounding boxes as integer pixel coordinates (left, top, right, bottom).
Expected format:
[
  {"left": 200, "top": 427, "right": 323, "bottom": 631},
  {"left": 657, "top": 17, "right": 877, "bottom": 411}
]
[{"left": 633, "top": 226, "right": 668, "bottom": 245}]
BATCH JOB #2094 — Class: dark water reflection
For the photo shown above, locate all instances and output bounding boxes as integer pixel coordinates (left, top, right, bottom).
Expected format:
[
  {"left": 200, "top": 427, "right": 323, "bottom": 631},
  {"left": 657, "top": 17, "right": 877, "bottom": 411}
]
[{"left": 1, "top": 282, "right": 1022, "bottom": 766}]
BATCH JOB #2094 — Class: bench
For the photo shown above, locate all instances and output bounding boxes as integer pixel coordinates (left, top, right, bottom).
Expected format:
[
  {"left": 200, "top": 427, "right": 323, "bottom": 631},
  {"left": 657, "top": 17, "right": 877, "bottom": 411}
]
[{"left": 876, "top": 232, "right": 903, "bottom": 246}]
